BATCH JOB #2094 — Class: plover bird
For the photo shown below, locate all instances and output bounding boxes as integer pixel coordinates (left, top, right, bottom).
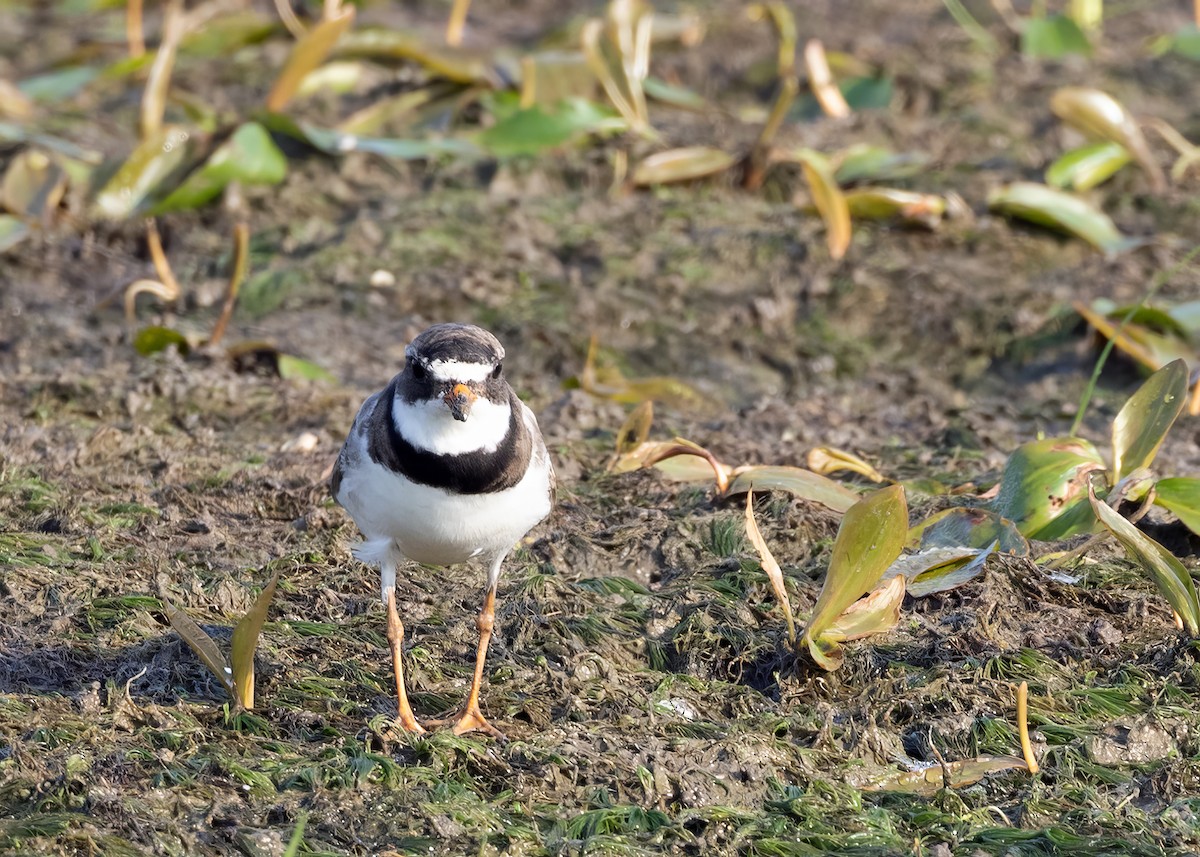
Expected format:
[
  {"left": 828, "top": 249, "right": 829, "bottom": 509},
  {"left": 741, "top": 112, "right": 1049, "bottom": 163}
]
[{"left": 331, "top": 323, "right": 554, "bottom": 738}]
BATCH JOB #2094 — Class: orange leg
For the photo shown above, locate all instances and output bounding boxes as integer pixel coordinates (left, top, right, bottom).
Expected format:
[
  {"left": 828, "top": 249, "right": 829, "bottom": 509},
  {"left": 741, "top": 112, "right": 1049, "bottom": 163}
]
[
  {"left": 427, "top": 587, "right": 506, "bottom": 739},
  {"left": 386, "top": 588, "right": 426, "bottom": 734},
  {"left": 451, "top": 587, "right": 506, "bottom": 738}
]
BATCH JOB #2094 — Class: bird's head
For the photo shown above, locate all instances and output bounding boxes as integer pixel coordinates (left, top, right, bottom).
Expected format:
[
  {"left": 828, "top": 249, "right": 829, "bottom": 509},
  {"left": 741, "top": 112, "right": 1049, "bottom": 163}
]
[{"left": 400, "top": 323, "right": 508, "bottom": 429}]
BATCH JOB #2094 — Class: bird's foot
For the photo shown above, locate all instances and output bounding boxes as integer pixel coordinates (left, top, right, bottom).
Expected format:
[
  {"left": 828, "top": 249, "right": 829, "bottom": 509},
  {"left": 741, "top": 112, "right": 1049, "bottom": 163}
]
[
  {"left": 427, "top": 707, "right": 507, "bottom": 741},
  {"left": 396, "top": 710, "right": 428, "bottom": 736}
]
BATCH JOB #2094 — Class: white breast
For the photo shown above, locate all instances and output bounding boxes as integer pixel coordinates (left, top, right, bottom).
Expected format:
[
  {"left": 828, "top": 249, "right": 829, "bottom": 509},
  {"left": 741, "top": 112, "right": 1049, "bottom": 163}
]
[
  {"left": 392, "top": 396, "right": 511, "bottom": 455},
  {"left": 337, "top": 403, "right": 552, "bottom": 568}
]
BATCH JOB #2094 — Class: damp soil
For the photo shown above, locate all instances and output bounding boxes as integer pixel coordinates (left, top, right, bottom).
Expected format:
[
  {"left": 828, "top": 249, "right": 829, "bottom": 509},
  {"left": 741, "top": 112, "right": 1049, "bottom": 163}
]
[{"left": 3, "top": 1, "right": 1200, "bottom": 855}]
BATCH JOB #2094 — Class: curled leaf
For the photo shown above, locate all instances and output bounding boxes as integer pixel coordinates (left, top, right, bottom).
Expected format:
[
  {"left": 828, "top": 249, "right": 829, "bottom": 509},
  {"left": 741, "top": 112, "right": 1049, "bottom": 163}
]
[
  {"left": 727, "top": 465, "right": 858, "bottom": 513},
  {"left": 745, "top": 491, "right": 796, "bottom": 645},
  {"left": 335, "top": 27, "right": 496, "bottom": 85},
  {"left": 1021, "top": 15, "right": 1091, "bottom": 58},
  {"left": 578, "top": 335, "right": 711, "bottom": 410},
  {"left": 1050, "top": 87, "right": 1165, "bottom": 193},
  {"left": 823, "top": 574, "right": 904, "bottom": 642},
  {"left": 479, "top": 98, "right": 624, "bottom": 158},
  {"left": 277, "top": 354, "right": 336, "bottom": 383},
  {"left": 803, "top": 39, "right": 849, "bottom": 118},
  {"left": 834, "top": 144, "right": 928, "bottom": 184},
  {"left": 610, "top": 438, "right": 731, "bottom": 491},
  {"left": 806, "top": 446, "right": 884, "bottom": 482},
  {"left": 776, "top": 147, "right": 851, "bottom": 260},
  {"left": 882, "top": 544, "right": 994, "bottom": 597},
  {"left": 1074, "top": 300, "right": 1195, "bottom": 375},
  {"left": 133, "top": 325, "right": 190, "bottom": 356}
]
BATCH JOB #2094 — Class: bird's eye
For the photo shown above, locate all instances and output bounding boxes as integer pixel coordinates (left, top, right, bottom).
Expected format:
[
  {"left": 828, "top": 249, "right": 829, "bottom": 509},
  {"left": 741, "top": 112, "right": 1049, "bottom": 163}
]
[
  {"left": 492, "top": 363, "right": 503, "bottom": 379},
  {"left": 410, "top": 362, "right": 427, "bottom": 380}
]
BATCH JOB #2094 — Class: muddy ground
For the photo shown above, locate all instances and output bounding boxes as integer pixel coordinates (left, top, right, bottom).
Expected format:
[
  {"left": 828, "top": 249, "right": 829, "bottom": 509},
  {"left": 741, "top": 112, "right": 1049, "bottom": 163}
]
[{"left": 3, "top": 0, "right": 1200, "bottom": 854}]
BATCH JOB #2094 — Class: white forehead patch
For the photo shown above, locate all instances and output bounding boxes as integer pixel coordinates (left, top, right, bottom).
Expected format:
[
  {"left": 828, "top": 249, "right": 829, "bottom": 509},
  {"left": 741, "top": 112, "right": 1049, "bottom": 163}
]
[
  {"left": 392, "top": 396, "right": 511, "bottom": 455},
  {"left": 426, "top": 359, "right": 496, "bottom": 383}
]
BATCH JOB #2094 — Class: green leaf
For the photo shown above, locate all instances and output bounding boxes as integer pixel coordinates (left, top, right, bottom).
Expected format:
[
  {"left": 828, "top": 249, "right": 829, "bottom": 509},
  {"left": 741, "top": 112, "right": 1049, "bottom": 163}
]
[
  {"left": 1154, "top": 477, "right": 1200, "bottom": 537},
  {"left": 642, "top": 76, "right": 707, "bottom": 111},
  {"left": 259, "top": 112, "right": 482, "bottom": 160},
  {"left": 793, "top": 77, "right": 893, "bottom": 120},
  {"left": 834, "top": 144, "right": 928, "bottom": 184},
  {"left": 152, "top": 122, "right": 287, "bottom": 213},
  {"left": 91, "top": 126, "right": 198, "bottom": 220},
  {"left": 1021, "top": 15, "right": 1092, "bottom": 58},
  {"left": 802, "top": 484, "right": 907, "bottom": 669},
  {"left": 0, "top": 214, "right": 30, "bottom": 253},
  {"left": 181, "top": 10, "right": 277, "bottom": 58},
  {"left": 0, "top": 121, "right": 102, "bottom": 163},
  {"left": 992, "top": 437, "right": 1107, "bottom": 540},
  {"left": 840, "top": 76, "right": 893, "bottom": 110},
  {"left": 277, "top": 354, "right": 336, "bottom": 382},
  {"left": 230, "top": 570, "right": 281, "bottom": 710},
  {"left": 987, "top": 182, "right": 1136, "bottom": 254},
  {"left": 727, "top": 465, "right": 859, "bottom": 514},
  {"left": 162, "top": 600, "right": 235, "bottom": 698},
  {"left": 1089, "top": 486, "right": 1200, "bottom": 635},
  {"left": 18, "top": 66, "right": 99, "bottom": 101},
  {"left": 133, "top": 326, "right": 190, "bottom": 356},
  {"left": 1045, "top": 141, "right": 1131, "bottom": 191},
  {"left": 1171, "top": 25, "right": 1200, "bottom": 61},
  {"left": 478, "top": 99, "right": 623, "bottom": 157},
  {"left": 237, "top": 269, "right": 300, "bottom": 319},
  {"left": 1049, "top": 88, "right": 1165, "bottom": 192},
  {"left": 1111, "top": 359, "right": 1188, "bottom": 481}
]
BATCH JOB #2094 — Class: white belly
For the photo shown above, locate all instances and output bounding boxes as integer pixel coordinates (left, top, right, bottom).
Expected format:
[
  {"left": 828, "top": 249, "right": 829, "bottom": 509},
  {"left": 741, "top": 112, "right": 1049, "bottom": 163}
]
[{"left": 337, "top": 443, "right": 552, "bottom": 567}]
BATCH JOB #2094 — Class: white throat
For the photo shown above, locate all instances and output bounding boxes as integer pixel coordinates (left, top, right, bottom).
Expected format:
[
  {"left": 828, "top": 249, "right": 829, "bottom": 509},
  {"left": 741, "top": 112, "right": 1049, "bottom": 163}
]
[{"left": 392, "top": 395, "right": 512, "bottom": 455}]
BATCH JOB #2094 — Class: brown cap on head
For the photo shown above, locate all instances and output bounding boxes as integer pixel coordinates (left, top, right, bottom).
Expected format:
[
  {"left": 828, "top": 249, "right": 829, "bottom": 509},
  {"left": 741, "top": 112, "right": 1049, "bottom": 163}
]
[{"left": 405, "top": 323, "right": 504, "bottom": 366}]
